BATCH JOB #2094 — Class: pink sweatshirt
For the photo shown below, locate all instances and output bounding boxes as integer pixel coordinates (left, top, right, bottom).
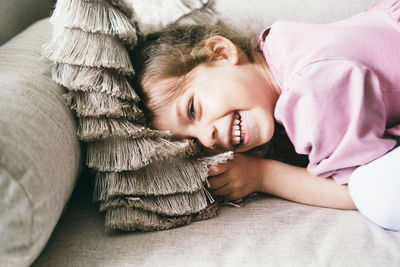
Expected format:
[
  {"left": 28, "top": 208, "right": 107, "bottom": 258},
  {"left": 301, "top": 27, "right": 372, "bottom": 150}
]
[{"left": 258, "top": 0, "right": 400, "bottom": 184}]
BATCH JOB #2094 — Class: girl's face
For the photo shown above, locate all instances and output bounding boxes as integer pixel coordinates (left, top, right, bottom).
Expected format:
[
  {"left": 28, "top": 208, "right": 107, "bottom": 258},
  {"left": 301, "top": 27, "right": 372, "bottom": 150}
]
[{"left": 152, "top": 55, "right": 281, "bottom": 153}]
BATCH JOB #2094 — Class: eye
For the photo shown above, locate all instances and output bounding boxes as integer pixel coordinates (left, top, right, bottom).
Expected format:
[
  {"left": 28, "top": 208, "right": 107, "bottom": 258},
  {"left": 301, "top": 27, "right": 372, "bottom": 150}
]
[{"left": 188, "top": 97, "right": 195, "bottom": 119}]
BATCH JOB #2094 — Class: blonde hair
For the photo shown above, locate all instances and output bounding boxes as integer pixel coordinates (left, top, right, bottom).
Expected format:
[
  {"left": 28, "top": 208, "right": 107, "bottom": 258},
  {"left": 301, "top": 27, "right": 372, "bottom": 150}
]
[{"left": 132, "top": 23, "right": 256, "bottom": 123}]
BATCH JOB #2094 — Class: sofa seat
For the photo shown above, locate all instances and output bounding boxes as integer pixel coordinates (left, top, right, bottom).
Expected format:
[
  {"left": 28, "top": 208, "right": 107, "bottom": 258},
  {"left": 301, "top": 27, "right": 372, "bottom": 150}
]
[
  {"left": 1, "top": 1, "right": 399, "bottom": 266},
  {"left": 33, "top": 172, "right": 400, "bottom": 266}
]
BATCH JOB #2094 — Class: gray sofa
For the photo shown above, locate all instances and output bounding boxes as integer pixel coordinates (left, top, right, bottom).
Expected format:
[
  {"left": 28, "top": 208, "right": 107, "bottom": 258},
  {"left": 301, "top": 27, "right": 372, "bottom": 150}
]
[{"left": 1, "top": 0, "right": 400, "bottom": 266}]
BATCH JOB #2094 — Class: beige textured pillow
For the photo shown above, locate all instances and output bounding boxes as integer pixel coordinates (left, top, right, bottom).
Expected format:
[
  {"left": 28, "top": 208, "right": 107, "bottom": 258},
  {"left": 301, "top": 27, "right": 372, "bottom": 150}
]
[
  {"left": 0, "top": 19, "right": 82, "bottom": 266},
  {"left": 43, "top": 0, "right": 231, "bottom": 232}
]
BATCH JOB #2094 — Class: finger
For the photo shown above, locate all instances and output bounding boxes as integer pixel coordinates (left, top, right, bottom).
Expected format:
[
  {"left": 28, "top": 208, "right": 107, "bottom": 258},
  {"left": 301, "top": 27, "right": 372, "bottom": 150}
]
[
  {"left": 223, "top": 192, "right": 242, "bottom": 201},
  {"left": 207, "top": 163, "right": 228, "bottom": 176},
  {"left": 212, "top": 183, "right": 231, "bottom": 196},
  {"left": 208, "top": 175, "right": 228, "bottom": 190}
]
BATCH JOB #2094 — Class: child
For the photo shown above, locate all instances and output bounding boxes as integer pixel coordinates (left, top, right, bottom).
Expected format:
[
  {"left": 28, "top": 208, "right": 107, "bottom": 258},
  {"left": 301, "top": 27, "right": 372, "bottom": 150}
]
[{"left": 132, "top": 0, "right": 400, "bottom": 231}]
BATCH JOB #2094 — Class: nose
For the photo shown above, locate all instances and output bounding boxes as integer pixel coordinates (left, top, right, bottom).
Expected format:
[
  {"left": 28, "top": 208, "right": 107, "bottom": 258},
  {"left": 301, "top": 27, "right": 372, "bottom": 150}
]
[{"left": 196, "top": 124, "right": 217, "bottom": 150}]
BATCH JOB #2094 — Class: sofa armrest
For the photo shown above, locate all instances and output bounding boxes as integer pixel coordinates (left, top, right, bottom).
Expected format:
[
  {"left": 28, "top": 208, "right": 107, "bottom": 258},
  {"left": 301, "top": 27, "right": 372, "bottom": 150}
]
[
  {"left": 0, "top": 18, "right": 82, "bottom": 266},
  {"left": 0, "top": 0, "right": 53, "bottom": 45}
]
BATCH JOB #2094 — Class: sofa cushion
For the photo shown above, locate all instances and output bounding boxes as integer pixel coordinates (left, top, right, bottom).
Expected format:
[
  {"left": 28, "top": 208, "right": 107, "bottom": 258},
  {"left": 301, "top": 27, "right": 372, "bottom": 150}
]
[
  {"left": 33, "top": 176, "right": 400, "bottom": 266},
  {"left": 0, "top": 0, "right": 52, "bottom": 45},
  {"left": 212, "top": 0, "right": 377, "bottom": 36},
  {"left": 0, "top": 18, "right": 82, "bottom": 267}
]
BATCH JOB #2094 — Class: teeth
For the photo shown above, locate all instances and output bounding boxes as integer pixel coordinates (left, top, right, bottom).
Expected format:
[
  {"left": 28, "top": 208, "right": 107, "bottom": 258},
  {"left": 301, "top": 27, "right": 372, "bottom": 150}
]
[
  {"left": 232, "top": 136, "right": 241, "bottom": 145},
  {"left": 231, "top": 112, "right": 245, "bottom": 146}
]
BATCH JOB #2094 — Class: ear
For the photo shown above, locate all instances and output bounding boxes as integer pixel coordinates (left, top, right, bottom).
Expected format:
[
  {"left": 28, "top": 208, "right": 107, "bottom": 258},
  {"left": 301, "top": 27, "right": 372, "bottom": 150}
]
[{"left": 205, "top": 35, "right": 239, "bottom": 64}]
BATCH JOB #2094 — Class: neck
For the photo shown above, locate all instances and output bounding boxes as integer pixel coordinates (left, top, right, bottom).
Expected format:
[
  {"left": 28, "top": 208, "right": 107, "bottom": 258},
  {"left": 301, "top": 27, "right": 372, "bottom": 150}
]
[{"left": 253, "top": 50, "right": 281, "bottom": 98}]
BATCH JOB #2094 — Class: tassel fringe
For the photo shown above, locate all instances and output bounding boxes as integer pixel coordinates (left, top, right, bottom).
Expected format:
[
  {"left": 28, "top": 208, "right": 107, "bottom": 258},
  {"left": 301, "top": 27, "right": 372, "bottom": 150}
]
[
  {"left": 87, "top": 137, "right": 199, "bottom": 171},
  {"left": 64, "top": 91, "right": 143, "bottom": 119},
  {"left": 93, "top": 159, "right": 205, "bottom": 199},
  {"left": 105, "top": 202, "right": 219, "bottom": 231},
  {"left": 42, "top": 28, "right": 134, "bottom": 74},
  {"left": 105, "top": 203, "right": 219, "bottom": 231},
  {"left": 199, "top": 151, "right": 235, "bottom": 167},
  {"left": 78, "top": 117, "right": 172, "bottom": 141},
  {"left": 50, "top": 0, "right": 137, "bottom": 46},
  {"left": 52, "top": 63, "right": 138, "bottom": 100},
  {"left": 93, "top": 152, "right": 234, "bottom": 200},
  {"left": 100, "top": 190, "right": 210, "bottom": 216},
  {"left": 108, "top": 0, "right": 137, "bottom": 25},
  {"left": 105, "top": 207, "right": 194, "bottom": 231}
]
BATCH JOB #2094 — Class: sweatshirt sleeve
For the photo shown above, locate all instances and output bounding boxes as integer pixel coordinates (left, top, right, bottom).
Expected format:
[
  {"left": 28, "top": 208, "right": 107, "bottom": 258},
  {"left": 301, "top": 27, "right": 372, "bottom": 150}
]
[{"left": 274, "top": 59, "right": 397, "bottom": 184}]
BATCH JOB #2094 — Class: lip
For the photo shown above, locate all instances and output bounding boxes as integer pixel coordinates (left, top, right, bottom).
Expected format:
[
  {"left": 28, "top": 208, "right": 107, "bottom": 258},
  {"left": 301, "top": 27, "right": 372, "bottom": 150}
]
[
  {"left": 240, "top": 111, "right": 249, "bottom": 145},
  {"left": 228, "top": 112, "right": 236, "bottom": 149}
]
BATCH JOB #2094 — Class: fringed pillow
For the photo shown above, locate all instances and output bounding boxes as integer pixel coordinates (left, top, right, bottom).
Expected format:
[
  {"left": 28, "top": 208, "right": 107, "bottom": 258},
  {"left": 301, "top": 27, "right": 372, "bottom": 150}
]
[{"left": 43, "top": 0, "right": 232, "bottom": 231}]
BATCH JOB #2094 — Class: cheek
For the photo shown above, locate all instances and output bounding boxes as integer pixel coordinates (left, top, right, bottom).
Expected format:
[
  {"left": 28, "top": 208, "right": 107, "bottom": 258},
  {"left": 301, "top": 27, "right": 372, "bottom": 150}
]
[
  {"left": 258, "top": 110, "right": 275, "bottom": 137},
  {"left": 238, "top": 76, "right": 269, "bottom": 104},
  {"left": 244, "top": 89, "right": 272, "bottom": 113},
  {"left": 152, "top": 107, "right": 179, "bottom": 132},
  {"left": 152, "top": 117, "right": 170, "bottom": 131},
  {"left": 262, "top": 114, "right": 276, "bottom": 142},
  {"left": 154, "top": 120, "right": 189, "bottom": 139}
]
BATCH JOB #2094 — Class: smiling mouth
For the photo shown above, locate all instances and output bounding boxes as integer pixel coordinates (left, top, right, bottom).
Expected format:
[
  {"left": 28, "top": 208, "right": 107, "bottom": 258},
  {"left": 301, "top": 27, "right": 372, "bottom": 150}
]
[{"left": 231, "top": 112, "right": 245, "bottom": 146}]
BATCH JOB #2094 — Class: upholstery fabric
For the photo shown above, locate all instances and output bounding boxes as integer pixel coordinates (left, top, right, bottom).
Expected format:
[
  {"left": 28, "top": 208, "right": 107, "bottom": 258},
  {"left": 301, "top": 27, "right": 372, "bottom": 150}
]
[
  {"left": 212, "top": 0, "right": 377, "bottom": 36},
  {"left": 0, "top": 19, "right": 82, "bottom": 267},
  {"left": 0, "top": 0, "right": 52, "bottom": 45},
  {"left": 123, "top": 0, "right": 215, "bottom": 34},
  {"left": 25, "top": 0, "right": 400, "bottom": 266},
  {"left": 33, "top": 176, "right": 400, "bottom": 267}
]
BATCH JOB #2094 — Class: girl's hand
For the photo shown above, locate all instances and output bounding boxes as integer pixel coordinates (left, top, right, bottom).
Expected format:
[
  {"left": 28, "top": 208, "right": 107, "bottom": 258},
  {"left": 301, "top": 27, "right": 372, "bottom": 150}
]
[{"left": 207, "top": 153, "right": 263, "bottom": 201}]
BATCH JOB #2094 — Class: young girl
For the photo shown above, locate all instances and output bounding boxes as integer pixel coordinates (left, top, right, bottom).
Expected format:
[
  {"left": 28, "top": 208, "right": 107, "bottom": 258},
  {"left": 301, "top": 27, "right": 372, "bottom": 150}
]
[{"left": 133, "top": 0, "right": 400, "bottom": 231}]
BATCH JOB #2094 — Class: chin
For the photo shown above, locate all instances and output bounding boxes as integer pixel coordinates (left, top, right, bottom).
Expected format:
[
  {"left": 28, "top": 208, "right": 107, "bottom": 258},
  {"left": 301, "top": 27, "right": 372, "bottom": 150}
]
[{"left": 234, "top": 141, "right": 261, "bottom": 153}]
